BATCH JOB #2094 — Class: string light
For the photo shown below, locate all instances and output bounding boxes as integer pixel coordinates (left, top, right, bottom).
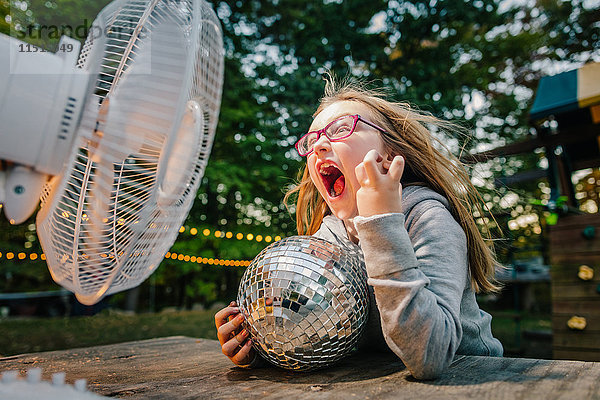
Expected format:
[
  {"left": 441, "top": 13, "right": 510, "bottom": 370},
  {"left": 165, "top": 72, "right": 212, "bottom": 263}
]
[
  {"left": 17, "top": 221, "right": 286, "bottom": 247},
  {"left": 178, "top": 225, "right": 285, "bottom": 243},
  {"left": 0, "top": 251, "right": 46, "bottom": 261},
  {"left": 164, "top": 251, "right": 251, "bottom": 267},
  {"left": 0, "top": 248, "right": 252, "bottom": 268}
]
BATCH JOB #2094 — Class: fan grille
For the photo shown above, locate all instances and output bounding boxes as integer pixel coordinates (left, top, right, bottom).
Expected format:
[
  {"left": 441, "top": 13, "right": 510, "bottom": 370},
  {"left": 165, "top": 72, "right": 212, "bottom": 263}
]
[{"left": 37, "top": 0, "right": 224, "bottom": 304}]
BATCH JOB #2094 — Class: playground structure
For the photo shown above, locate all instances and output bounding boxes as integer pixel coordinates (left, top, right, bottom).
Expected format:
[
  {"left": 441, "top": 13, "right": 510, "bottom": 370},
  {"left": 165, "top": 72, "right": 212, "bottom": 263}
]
[{"left": 469, "top": 62, "right": 600, "bottom": 361}]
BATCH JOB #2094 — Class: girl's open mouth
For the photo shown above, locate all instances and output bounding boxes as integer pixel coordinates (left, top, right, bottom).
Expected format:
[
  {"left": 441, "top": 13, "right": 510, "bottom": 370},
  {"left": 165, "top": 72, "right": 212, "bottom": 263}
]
[{"left": 319, "top": 162, "right": 345, "bottom": 198}]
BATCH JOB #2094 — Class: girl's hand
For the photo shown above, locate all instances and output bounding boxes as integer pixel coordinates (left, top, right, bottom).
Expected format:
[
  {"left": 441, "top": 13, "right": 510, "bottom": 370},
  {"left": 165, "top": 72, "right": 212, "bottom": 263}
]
[
  {"left": 355, "top": 150, "right": 405, "bottom": 217},
  {"left": 215, "top": 301, "right": 255, "bottom": 367}
]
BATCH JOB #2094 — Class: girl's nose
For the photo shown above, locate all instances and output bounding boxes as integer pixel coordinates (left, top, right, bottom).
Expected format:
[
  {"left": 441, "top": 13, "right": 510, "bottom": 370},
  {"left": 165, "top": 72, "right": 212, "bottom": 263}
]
[{"left": 313, "top": 133, "right": 332, "bottom": 154}]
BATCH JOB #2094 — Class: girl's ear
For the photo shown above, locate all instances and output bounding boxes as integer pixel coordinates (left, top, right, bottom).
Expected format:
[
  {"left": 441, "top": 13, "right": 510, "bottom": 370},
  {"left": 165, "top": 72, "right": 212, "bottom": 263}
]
[
  {"left": 382, "top": 152, "right": 401, "bottom": 174},
  {"left": 383, "top": 148, "right": 401, "bottom": 159},
  {"left": 384, "top": 151, "right": 400, "bottom": 164}
]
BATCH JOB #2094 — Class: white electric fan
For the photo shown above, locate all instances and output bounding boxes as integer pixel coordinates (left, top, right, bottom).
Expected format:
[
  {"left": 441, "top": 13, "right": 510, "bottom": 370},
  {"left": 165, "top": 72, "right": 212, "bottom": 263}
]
[{"left": 0, "top": 0, "right": 224, "bottom": 305}]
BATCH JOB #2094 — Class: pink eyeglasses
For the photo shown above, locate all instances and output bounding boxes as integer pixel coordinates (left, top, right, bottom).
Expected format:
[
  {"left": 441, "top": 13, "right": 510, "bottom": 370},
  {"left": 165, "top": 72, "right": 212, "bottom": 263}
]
[{"left": 295, "top": 114, "right": 388, "bottom": 156}]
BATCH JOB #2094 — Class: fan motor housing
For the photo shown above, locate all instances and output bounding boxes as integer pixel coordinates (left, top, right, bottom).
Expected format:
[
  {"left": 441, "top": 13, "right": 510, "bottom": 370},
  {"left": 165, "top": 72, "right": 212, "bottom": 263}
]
[{"left": 0, "top": 35, "right": 89, "bottom": 175}]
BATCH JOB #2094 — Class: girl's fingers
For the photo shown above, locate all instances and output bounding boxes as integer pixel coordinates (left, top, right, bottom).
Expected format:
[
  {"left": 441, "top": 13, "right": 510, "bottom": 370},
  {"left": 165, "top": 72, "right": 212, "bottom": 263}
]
[
  {"left": 216, "top": 313, "right": 245, "bottom": 344},
  {"left": 355, "top": 162, "right": 368, "bottom": 185},
  {"left": 231, "top": 339, "right": 254, "bottom": 365},
  {"left": 362, "top": 150, "right": 383, "bottom": 182},
  {"left": 221, "top": 328, "right": 250, "bottom": 356},
  {"left": 388, "top": 156, "right": 405, "bottom": 181},
  {"left": 215, "top": 306, "right": 240, "bottom": 329},
  {"left": 356, "top": 151, "right": 404, "bottom": 188}
]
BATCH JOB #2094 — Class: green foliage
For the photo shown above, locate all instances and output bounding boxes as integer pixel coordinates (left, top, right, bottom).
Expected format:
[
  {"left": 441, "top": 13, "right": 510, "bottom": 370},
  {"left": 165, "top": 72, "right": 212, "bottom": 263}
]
[
  {"left": 1, "top": 0, "right": 599, "bottom": 310},
  {"left": 4, "top": 0, "right": 111, "bottom": 48},
  {"left": 0, "top": 216, "right": 54, "bottom": 292},
  {"left": 0, "top": 1, "right": 10, "bottom": 35}
]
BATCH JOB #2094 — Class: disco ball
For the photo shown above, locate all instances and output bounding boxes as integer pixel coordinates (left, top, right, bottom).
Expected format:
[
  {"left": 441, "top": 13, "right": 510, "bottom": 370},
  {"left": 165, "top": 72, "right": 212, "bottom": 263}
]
[{"left": 237, "top": 235, "right": 369, "bottom": 371}]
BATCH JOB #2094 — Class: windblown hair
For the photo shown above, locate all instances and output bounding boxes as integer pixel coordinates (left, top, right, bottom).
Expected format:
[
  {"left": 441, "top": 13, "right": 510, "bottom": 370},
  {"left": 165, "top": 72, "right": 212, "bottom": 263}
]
[{"left": 284, "top": 76, "right": 500, "bottom": 293}]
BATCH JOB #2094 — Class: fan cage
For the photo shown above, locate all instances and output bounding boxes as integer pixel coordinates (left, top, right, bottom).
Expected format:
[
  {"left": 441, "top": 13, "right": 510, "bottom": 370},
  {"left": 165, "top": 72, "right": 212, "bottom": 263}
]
[{"left": 37, "top": 0, "right": 224, "bottom": 304}]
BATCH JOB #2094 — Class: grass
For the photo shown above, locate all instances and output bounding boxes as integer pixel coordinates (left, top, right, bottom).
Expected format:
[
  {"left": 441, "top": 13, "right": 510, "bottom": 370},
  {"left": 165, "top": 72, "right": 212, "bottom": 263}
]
[
  {"left": 0, "top": 309, "right": 552, "bottom": 358},
  {"left": 0, "top": 309, "right": 219, "bottom": 357},
  {"left": 490, "top": 312, "right": 552, "bottom": 357}
]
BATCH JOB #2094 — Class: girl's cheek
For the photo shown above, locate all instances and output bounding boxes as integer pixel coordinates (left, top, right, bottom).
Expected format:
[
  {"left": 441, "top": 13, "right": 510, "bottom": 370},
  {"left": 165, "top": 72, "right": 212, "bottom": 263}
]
[{"left": 308, "top": 169, "right": 318, "bottom": 186}]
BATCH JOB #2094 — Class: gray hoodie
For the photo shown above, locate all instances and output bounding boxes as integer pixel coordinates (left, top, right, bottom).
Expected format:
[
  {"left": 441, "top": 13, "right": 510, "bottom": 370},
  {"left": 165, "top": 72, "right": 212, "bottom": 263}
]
[{"left": 314, "top": 185, "right": 503, "bottom": 379}]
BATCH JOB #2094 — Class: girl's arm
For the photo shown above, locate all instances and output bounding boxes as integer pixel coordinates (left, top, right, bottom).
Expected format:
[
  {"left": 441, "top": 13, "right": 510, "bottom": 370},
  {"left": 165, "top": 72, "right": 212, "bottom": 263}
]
[
  {"left": 354, "top": 207, "right": 467, "bottom": 380},
  {"left": 353, "top": 150, "right": 467, "bottom": 379}
]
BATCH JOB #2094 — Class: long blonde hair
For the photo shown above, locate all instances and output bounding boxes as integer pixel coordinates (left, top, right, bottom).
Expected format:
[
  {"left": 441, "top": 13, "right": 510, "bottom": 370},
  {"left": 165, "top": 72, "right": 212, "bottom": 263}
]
[{"left": 284, "top": 76, "right": 500, "bottom": 293}]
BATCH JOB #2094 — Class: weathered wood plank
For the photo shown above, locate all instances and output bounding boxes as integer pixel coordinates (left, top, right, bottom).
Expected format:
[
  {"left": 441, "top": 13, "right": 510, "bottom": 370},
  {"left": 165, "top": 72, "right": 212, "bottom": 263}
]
[
  {"left": 548, "top": 228, "right": 599, "bottom": 244},
  {"left": 548, "top": 213, "right": 600, "bottom": 231},
  {"left": 551, "top": 282, "right": 600, "bottom": 299},
  {"left": 553, "top": 332, "right": 600, "bottom": 348},
  {"left": 549, "top": 264, "right": 600, "bottom": 283},
  {"left": 2, "top": 337, "right": 600, "bottom": 399},
  {"left": 548, "top": 252, "right": 600, "bottom": 264},
  {"left": 554, "top": 348, "right": 600, "bottom": 362},
  {"left": 553, "top": 314, "right": 600, "bottom": 332},
  {"left": 552, "top": 300, "right": 600, "bottom": 315},
  {"left": 548, "top": 223, "right": 600, "bottom": 236},
  {"left": 548, "top": 215, "right": 600, "bottom": 252},
  {"left": 547, "top": 214, "right": 600, "bottom": 262},
  {"left": 548, "top": 241, "right": 600, "bottom": 255}
]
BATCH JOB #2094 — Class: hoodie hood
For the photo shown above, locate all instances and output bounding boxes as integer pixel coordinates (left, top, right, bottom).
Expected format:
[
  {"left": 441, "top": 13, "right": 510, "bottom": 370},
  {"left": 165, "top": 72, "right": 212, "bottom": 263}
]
[{"left": 399, "top": 185, "right": 450, "bottom": 215}]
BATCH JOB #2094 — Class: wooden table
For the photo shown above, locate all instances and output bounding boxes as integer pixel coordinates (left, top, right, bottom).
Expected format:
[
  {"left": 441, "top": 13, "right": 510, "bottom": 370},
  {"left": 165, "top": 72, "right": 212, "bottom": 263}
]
[{"left": 1, "top": 336, "right": 599, "bottom": 399}]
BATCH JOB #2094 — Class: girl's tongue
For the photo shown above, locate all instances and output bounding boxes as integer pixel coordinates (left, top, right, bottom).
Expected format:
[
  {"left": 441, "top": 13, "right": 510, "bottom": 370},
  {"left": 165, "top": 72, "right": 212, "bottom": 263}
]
[
  {"left": 332, "top": 175, "right": 345, "bottom": 197},
  {"left": 320, "top": 164, "right": 345, "bottom": 197}
]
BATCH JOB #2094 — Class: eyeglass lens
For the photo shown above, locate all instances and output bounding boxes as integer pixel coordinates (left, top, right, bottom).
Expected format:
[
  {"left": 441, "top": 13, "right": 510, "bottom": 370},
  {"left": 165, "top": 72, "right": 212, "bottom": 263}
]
[{"left": 299, "top": 115, "right": 356, "bottom": 155}]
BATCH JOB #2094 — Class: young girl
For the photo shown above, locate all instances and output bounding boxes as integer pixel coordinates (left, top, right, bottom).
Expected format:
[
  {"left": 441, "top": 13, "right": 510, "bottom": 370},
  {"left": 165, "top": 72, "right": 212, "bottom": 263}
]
[{"left": 215, "top": 77, "right": 503, "bottom": 379}]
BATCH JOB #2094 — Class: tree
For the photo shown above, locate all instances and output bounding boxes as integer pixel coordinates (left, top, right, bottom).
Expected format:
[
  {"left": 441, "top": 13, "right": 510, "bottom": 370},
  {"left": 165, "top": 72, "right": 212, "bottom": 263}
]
[
  {"left": 212, "top": 0, "right": 599, "bottom": 268},
  {"left": 2, "top": 0, "right": 599, "bottom": 308}
]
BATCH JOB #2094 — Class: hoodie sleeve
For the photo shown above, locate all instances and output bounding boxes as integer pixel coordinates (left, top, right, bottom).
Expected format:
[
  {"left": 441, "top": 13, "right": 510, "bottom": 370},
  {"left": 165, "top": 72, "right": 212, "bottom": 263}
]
[{"left": 353, "top": 204, "right": 468, "bottom": 380}]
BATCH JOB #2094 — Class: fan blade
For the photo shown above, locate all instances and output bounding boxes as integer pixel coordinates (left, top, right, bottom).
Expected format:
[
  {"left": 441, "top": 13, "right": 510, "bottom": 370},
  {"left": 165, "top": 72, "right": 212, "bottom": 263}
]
[{"left": 83, "top": 20, "right": 189, "bottom": 298}]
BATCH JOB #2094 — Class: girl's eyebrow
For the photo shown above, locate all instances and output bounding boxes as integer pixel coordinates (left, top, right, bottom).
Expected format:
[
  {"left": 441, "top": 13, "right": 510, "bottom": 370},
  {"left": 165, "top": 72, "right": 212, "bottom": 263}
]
[{"left": 309, "top": 113, "right": 353, "bottom": 132}]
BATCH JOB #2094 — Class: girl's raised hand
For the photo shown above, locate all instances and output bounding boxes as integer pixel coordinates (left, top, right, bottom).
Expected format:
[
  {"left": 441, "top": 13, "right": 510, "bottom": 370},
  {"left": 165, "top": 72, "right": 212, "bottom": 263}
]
[
  {"left": 355, "top": 150, "right": 405, "bottom": 217},
  {"left": 215, "top": 301, "right": 255, "bottom": 367}
]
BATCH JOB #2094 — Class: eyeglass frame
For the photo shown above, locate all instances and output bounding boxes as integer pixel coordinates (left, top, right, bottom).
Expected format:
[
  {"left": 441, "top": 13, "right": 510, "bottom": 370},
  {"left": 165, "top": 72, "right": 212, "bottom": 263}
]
[{"left": 295, "top": 114, "right": 388, "bottom": 157}]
